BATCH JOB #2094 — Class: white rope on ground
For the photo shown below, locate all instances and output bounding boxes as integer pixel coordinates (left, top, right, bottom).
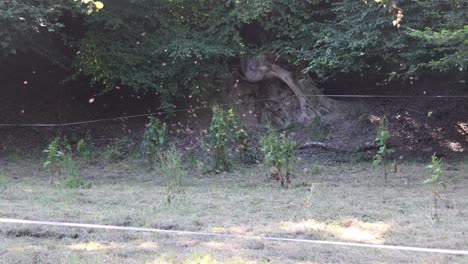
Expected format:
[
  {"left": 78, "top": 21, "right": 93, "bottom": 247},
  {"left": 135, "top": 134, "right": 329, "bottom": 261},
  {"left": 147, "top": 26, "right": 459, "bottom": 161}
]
[
  {"left": 1, "top": 218, "right": 468, "bottom": 256},
  {"left": 0, "top": 94, "right": 467, "bottom": 128}
]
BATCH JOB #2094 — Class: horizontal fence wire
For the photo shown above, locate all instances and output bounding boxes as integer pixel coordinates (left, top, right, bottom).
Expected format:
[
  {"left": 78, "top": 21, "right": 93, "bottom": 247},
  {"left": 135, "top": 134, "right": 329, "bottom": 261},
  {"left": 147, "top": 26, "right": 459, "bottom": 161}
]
[{"left": 0, "top": 94, "right": 467, "bottom": 128}]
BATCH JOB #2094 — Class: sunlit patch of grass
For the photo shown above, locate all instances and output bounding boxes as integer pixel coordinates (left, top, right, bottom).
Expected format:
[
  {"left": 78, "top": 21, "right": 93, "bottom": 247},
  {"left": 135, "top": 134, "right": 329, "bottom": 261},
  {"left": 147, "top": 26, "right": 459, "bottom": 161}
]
[
  {"left": 203, "top": 241, "right": 234, "bottom": 251},
  {"left": 328, "top": 219, "right": 391, "bottom": 244},
  {"left": 279, "top": 218, "right": 391, "bottom": 244},
  {"left": 137, "top": 241, "right": 160, "bottom": 250},
  {"left": 66, "top": 241, "right": 120, "bottom": 251},
  {"left": 279, "top": 219, "right": 326, "bottom": 233},
  {"left": 6, "top": 245, "right": 43, "bottom": 253},
  {"left": 184, "top": 254, "right": 218, "bottom": 264},
  {"left": 210, "top": 226, "right": 248, "bottom": 235}
]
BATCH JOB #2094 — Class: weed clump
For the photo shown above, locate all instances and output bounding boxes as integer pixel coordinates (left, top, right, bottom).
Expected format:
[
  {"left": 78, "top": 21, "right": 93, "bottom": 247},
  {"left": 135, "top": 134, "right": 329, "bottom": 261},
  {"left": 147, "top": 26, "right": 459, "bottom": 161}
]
[
  {"left": 205, "top": 107, "right": 253, "bottom": 172},
  {"left": 158, "top": 145, "right": 187, "bottom": 204},
  {"left": 141, "top": 117, "right": 168, "bottom": 164},
  {"left": 43, "top": 138, "right": 66, "bottom": 185},
  {"left": 260, "top": 125, "right": 296, "bottom": 187},
  {"left": 43, "top": 138, "right": 90, "bottom": 189}
]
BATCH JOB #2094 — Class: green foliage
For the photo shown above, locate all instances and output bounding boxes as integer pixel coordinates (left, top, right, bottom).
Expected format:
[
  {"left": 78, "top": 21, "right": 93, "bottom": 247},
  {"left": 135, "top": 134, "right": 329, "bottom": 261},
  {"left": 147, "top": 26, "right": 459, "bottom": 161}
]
[
  {"left": 71, "top": 0, "right": 237, "bottom": 109},
  {"left": 373, "top": 117, "right": 395, "bottom": 183},
  {"left": 62, "top": 153, "right": 90, "bottom": 189},
  {"left": 205, "top": 107, "right": 252, "bottom": 171},
  {"left": 142, "top": 117, "right": 168, "bottom": 163},
  {"left": 0, "top": 0, "right": 96, "bottom": 65},
  {"left": 423, "top": 153, "right": 446, "bottom": 220},
  {"left": 44, "top": 138, "right": 66, "bottom": 168},
  {"left": 227, "top": 108, "right": 253, "bottom": 162},
  {"left": 407, "top": 26, "right": 468, "bottom": 73},
  {"left": 158, "top": 145, "right": 187, "bottom": 204},
  {"left": 43, "top": 138, "right": 66, "bottom": 184},
  {"left": 1, "top": 0, "right": 466, "bottom": 102},
  {"left": 424, "top": 154, "right": 445, "bottom": 186},
  {"left": 209, "top": 106, "right": 230, "bottom": 172},
  {"left": 76, "top": 139, "right": 91, "bottom": 160},
  {"left": 263, "top": 0, "right": 467, "bottom": 81},
  {"left": 260, "top": 125, "right": 296, "bottom": 187},
  {"left": 44, "top": 138, "right": 89, "bottom": 188}
]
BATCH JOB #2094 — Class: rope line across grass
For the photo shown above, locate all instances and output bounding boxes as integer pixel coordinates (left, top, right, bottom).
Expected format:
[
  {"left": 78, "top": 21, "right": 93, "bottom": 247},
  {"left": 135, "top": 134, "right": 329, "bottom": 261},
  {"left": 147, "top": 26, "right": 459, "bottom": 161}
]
[
  {"left": 0, "top": 94, "right": 467, "bottom": 128},
  {"left": 1, "top": 218, "right": 468, "bottom": 256}
]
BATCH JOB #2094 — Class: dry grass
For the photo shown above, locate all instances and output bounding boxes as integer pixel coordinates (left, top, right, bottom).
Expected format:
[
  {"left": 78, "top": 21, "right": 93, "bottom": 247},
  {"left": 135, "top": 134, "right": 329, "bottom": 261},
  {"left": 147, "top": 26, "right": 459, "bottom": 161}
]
[{"left": 0, "top": 157, "right": 467, "bottom": 263}]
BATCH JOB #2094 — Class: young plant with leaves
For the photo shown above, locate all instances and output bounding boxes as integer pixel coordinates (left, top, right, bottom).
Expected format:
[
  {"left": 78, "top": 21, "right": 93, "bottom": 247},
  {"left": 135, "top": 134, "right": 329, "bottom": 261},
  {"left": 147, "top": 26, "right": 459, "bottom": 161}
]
[
  {"left": 373, "top": 117, "right": 395, "bottom": 183},
  {"left": 209, "top": 106, "right": 230, "bottom": 172},
  {"left": 260, "top": 125, "right": 296, "bottom": 187},
  {"left": 159, "top": 146, "right": 187, "bottom": 204},
  {"left": 141, "top": 117, "right": 168, "bottom": 164},
  {"left": 44, "top": 138, "right": 89, "bottom": 188},
  {"left": 423, "top": 153, "right": 446, "bottom": 221},
  {"left": 43, "top": 138, "right": 66, "bottom": 185}
]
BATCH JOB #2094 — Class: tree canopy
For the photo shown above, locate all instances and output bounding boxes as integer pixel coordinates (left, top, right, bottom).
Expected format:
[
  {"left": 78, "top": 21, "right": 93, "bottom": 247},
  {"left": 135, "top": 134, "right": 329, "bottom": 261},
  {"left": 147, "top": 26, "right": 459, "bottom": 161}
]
[{"left": 1, "top": 0, "right": 466, "bottom": 107}]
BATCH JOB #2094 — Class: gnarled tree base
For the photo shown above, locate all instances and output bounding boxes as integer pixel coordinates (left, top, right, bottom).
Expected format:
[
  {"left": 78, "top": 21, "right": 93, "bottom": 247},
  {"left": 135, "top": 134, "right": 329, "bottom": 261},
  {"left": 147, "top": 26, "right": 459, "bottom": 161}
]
[{"left": 229, "top": 55, "right": 335, "bottom": 127}]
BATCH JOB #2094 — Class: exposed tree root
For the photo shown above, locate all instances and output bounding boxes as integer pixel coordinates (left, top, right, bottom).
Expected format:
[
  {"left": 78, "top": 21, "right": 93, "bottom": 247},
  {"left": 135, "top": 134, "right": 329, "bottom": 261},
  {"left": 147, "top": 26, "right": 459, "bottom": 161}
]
[{"left": 240, "top": 55, "right": 334, "bottom": 124}]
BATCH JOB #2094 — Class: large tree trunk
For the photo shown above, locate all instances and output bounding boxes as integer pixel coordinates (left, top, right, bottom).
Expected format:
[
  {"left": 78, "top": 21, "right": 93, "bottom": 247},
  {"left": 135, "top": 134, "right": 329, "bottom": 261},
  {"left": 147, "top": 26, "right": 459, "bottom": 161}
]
[{"left": 239, "top": 55, "right": 334, "bottom": 125}]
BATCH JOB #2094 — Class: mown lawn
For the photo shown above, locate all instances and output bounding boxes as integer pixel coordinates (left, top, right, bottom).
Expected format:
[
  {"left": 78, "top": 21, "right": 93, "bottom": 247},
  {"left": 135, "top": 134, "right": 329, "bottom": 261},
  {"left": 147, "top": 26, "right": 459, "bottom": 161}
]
[{"left": 1, "top": 158, "right": 467, "bottom": 263}]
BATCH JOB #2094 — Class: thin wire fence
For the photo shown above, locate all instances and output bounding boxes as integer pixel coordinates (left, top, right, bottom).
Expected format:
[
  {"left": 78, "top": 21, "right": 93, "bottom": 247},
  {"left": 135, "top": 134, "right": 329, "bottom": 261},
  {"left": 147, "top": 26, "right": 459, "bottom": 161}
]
[{"left": 1, "top": 94, "right": 467, "bottom": 128}]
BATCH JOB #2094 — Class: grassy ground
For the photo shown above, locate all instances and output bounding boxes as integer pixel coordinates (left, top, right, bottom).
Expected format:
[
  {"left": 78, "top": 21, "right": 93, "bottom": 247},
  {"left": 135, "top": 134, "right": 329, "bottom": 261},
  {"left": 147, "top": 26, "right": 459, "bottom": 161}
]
[{"left": 0, "top": 156, "right": 467, "bottom": 263}]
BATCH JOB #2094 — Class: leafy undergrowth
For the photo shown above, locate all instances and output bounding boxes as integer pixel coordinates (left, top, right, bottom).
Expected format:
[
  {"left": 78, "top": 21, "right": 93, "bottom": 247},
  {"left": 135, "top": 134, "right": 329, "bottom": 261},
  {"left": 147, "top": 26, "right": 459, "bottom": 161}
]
[{"left": 0, "top": 158, "right": 467, "bottom": 263}]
